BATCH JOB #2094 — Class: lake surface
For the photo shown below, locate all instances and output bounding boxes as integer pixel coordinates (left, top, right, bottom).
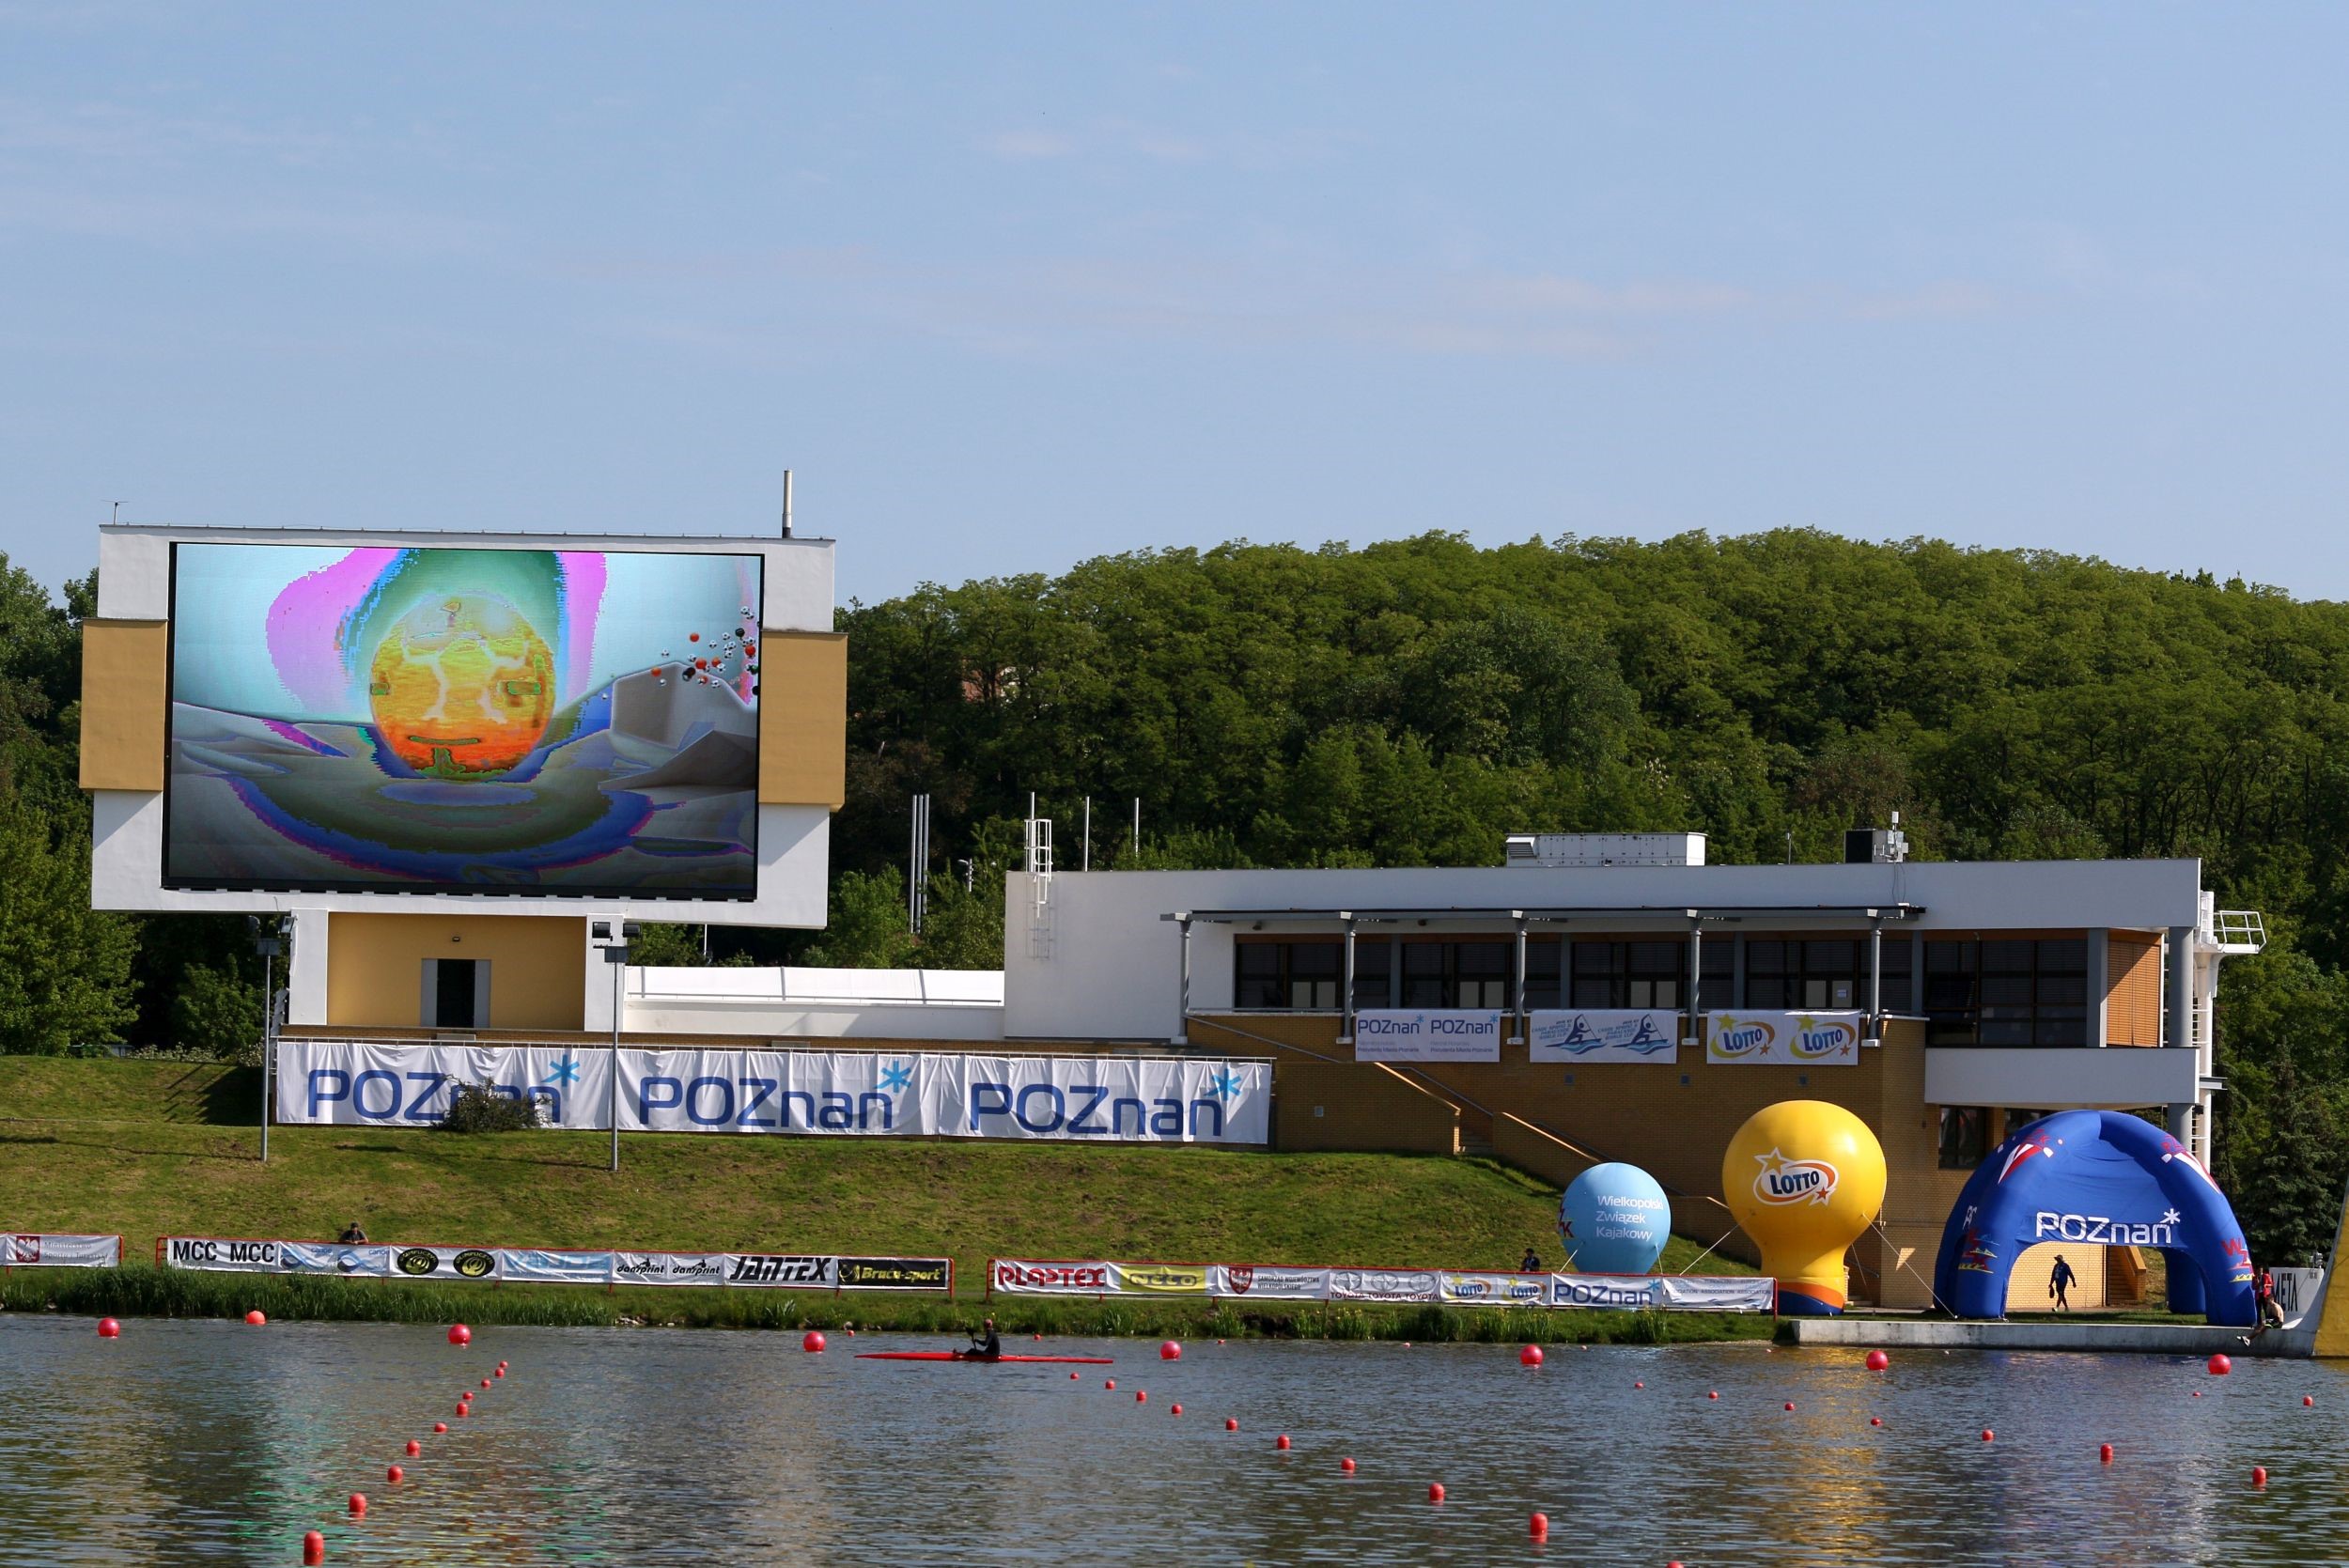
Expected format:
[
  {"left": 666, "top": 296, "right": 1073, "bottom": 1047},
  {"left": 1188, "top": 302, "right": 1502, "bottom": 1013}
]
[{"left": 2, "top": 1314, "right": 2344, "bottom": 1565}]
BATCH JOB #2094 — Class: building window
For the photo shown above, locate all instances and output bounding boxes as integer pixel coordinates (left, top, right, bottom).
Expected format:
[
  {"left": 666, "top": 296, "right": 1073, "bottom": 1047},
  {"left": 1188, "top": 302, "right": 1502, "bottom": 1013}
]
[
  {"left": 1524, "top": 939, "right": 1562, "bottom": 1010},
  {"left": 1926, "top": 939, "right": 2088, "bottom": 1047},
  {"left": 1353, "top": 938, "right": 1391, "bottom": 1009},
  {"left": 1399, "top": 940, "right": 1513, "bottom": 1009},
  {"left": 1939, "top": 1106, "right": 1991, "bottom": 1169},
  {"left": 1746, "top": 938, "right": 1912, "bottom": 1012},
  {"left": 1234, "top": 939, "right": 1342, "bottom": 1010},
  {"left": 1572, "top": 939, "right": 1687, "bottom": 1010}
]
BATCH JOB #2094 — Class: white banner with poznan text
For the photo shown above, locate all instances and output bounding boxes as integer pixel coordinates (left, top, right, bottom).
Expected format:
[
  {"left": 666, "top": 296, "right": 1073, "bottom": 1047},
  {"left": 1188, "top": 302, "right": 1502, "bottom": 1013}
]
[
  {"left": 1351, "top": 1011, "right": 1502, "bottom": 1063},
  {"left": 280, "top": 1042, "right": 1268, "bottom": 1145},
  {"left": 3, "top": 1234, "right": 121, "bottom": 1268},
  {"left": 1704, "top": 1012, "right": 1865, "bottom": 1066},
  {"left": 1527, "top": 1010, "right": 1681, "bottom": 1063}
]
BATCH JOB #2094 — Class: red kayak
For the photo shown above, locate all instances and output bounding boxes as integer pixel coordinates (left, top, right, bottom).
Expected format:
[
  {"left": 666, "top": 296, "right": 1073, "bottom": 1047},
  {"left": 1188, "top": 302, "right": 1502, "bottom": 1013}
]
[{"left": 854, "top": 1352, "right": 1115, "bottom": 1364}]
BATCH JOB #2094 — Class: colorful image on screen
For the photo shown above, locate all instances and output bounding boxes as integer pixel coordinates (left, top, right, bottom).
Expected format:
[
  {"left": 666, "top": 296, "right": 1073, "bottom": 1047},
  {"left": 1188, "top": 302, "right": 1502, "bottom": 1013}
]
[{"left": 163, "top": 543, "right": 764, "bottom": 897}]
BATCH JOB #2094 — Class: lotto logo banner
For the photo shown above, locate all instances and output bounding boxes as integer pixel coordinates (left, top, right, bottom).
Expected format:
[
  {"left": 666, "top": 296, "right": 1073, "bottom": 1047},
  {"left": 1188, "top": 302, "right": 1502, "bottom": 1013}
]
[
  {"left": 0, "top": 1234, "right": 122, "bottom": 1269},
  {"left": 280, "top": 1041, "right": 614, "bottom": 1126},
  {"left": 1108, "top": 1262, "right": 1209, "bottom": 1296},
  {"left": 1528, "top": 1010, "right": 1681, "bottom": 1063},
  {"left": 1705, "top": 1012, "right": 1864, "bottom": 1066},
  {"left": 1325, "top": 1268, "right": 1442, "bottom": 1303},
  {"left": 1352, "top": 1010, "right": 1503, "bottom": 1063},
  {"left": 1440, "top": 1271, "right": 1551, "bottom": 1306}
]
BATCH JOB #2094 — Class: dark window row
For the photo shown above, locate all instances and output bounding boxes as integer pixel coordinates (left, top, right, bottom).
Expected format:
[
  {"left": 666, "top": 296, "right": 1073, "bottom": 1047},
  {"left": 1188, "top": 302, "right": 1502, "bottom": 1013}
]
[{"left": 1925, "top": 939, "right": 2088, "bottom": 1048}]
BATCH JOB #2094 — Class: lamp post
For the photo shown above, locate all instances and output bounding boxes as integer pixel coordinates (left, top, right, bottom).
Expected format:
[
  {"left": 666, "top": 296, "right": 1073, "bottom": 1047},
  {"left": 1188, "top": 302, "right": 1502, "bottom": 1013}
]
[
  {"left": 599, "top": 921, "right": 638, "bottom": 1172},
  {"left": 247, "top": 916, "right": 284, "bottom": 1164}
]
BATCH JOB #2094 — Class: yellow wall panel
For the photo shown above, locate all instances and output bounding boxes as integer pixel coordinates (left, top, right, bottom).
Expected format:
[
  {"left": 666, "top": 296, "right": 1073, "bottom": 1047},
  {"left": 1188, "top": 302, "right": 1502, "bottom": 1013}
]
[
  {"left": 756, "top": 631, "right": 848, "bottom": 810},
  {"left": 326, "top": 913, "right": 585, "bottom": 1032},
  {"left": 2108, "top": 935, "right": 2163, "bottom": 1046},
  {"left": 79, "top": 620, "right": 169, "bottom": 792}
]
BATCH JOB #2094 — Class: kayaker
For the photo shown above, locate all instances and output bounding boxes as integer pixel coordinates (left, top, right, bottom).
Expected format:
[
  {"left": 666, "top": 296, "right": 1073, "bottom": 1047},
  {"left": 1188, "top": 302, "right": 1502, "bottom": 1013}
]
[{"left": 965, "top": 1315, "right": 1002, "bottom": 1360}]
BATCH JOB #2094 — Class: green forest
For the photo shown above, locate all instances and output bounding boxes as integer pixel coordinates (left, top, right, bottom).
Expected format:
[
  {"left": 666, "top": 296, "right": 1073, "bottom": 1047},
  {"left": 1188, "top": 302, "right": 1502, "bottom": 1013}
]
[{"left": 7, "top": 530, "right": 2349, "bottom": 1259}]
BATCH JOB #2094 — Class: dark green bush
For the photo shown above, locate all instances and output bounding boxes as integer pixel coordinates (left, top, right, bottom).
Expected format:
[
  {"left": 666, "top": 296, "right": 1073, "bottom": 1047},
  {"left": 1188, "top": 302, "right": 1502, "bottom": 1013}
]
[{"left": 436, "top": 1081, "right": 544, "bottom": 1134}]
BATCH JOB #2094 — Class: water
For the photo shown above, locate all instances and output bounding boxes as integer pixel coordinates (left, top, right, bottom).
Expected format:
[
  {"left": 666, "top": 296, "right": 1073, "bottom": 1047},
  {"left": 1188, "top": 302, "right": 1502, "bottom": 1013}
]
[{"left": 3, "top": 1315, "right": 2345, "bottom": 1565}]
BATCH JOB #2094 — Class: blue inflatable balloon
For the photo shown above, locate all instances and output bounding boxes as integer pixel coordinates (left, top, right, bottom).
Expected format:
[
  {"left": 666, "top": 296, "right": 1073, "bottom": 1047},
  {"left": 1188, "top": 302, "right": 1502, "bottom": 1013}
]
[{"left": 1559, "top": 1162, "right": 1672, "bottom": 1276}]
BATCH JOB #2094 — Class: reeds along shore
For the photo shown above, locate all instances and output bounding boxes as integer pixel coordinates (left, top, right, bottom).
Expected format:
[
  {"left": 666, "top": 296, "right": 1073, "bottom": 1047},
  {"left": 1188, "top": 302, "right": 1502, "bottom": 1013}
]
[{"left": 1, "top": 1266, "right": 1776, "bottom": 1344}]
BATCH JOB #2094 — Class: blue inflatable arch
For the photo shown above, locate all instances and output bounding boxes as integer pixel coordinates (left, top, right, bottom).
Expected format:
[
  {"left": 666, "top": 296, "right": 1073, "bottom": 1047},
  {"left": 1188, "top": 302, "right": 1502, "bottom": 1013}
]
[{"left": 1932, "top": 1110, "right": 2258, "bottom": 1327}]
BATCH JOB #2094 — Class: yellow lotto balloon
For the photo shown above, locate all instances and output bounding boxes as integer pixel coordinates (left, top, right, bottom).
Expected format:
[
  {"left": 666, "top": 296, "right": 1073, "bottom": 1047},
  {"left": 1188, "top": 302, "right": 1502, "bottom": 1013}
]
[{"left": 1721, "top": 1100, "right": 1888, "bottom": 1315}]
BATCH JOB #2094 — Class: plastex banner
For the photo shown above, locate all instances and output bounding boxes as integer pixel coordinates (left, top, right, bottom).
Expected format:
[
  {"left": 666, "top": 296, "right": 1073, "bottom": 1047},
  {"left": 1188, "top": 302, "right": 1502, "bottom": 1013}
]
[
  {"left": 158, "top": 1236, "right": 952, "bottom": 1294},
  {"left": 1705, "top": 1012, "right": 1865, "bottom": 1066},
  {"left": 1527, "top": 1010, "right": 1680, "bottom": 1063},
  {"left": 990, "top": 1256, "right": 1776, "bottom": 1313},
  {"left": 2, "top": 1234, "right": 122, "bottom": 1269},
  {"left": 1352, "top": 1010, "right": 1503, "bottom": 1063},
  {"left": 279, "top": 1042, "right": 1270, "bottom": 1145}
]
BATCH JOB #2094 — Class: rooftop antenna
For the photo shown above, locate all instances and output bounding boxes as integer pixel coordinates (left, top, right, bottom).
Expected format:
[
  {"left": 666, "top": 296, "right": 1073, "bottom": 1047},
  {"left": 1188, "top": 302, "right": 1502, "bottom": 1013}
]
[
  {"left": 780, "top": 470, "right": 794, "bottom": 538},
  {"left": 109, "top": 501, "right": 122, "bottom": 523}
]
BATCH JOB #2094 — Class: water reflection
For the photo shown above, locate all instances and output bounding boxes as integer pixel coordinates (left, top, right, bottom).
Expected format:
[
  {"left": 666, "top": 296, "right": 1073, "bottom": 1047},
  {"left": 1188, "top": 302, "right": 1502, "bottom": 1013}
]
[{"left": 3, "top": 1320, "right": 2346, "bottom": 1565}]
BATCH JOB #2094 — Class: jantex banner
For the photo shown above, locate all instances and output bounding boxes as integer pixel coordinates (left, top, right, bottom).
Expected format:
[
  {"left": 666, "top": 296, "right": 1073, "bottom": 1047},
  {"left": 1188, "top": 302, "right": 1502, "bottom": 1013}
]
[
  {"left": 1527, "top": 1010, "right": 1681, "bottom": 1064},
  {"left": 1352, "top": 1010, "right": 1503, "bottom": 1063},
  {"left": 989, "top": 1258, "right": 1776, "bottom": 1313},
  {"left": 2, "top": 1233, "right": 122, "bottom": 1268},
  {"left": 158, "top": 1236, "right": 953, "bottom": 1294},
  {"left": 1704, "top": 1012, "right": 1865, "bottom": 1066},
  {"left": 279, "top": 1042, "right": 1270, "bottom": 1146}
]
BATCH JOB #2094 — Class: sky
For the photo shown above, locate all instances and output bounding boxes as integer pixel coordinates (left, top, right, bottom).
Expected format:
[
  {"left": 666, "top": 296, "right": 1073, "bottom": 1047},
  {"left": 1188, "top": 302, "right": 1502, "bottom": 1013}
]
[{"left": 4, "top": 4, "right": 2347, "bottom": 608}]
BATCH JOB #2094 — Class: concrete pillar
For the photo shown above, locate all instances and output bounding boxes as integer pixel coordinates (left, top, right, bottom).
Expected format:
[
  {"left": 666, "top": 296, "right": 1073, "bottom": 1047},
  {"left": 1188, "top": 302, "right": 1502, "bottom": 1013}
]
[
  {"left": 1173, "top": 916, "right": 1192, "bottom": 1046},
  {"left": 2086, "top": 929, "right": 2109, "bottom": 1048},
  {"left": 1687, "top": 921, "right": 1703, "bottom": 1040},
  {"left": 287, "top": 909, "right": 331, "bottom": 1028},
  {"left": 1340, "top": 917, "right": 1357, "bottom": 1044},
  {"left": 1509, "top": 915, "right": 1528, "bottom": 1044},
  {"left": 2167, "top": 925, "right": 2195, "bottom": 1052}
]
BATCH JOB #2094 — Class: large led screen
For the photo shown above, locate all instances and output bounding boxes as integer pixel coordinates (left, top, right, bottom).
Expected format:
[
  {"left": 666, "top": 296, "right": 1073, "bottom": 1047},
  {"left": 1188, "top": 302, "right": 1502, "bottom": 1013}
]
[{"left": 164, "top": 543, "right": 764, "bottom": 898}]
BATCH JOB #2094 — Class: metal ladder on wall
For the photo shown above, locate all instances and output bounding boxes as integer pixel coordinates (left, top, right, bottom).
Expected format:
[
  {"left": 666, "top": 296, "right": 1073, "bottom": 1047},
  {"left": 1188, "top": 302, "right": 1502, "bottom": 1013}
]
[{"left": 1023, "top": 812, "right": 1054, "bottom": 959}]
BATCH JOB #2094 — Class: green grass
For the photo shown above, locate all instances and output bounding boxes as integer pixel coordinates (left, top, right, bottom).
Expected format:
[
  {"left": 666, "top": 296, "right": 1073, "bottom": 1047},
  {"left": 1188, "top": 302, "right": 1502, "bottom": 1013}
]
[{"left": 0, "top": 1057, "right": 1750, "bottom": 1335}]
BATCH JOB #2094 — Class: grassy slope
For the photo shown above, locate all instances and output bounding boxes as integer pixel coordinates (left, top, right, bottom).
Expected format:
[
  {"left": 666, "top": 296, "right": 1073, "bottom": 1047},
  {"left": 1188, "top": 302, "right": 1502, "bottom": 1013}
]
[{"left": 0, "top": 1059, "right": 1741, "bottom": 1289}]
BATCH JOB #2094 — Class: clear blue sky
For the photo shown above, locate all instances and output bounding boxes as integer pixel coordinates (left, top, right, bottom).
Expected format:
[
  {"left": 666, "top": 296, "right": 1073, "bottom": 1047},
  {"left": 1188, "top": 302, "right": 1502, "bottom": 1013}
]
[{"left": 5, "top": 4, "right": 2346, "bottom": 607}]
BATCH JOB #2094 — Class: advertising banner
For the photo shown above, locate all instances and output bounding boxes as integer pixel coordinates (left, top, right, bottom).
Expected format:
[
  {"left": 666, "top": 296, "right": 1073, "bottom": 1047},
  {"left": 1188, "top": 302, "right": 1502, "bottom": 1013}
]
[
  {"left": 280, "top": 1042, "right": 1270, "bottom": 1146},
  {"left": 990, "top": 1256, "right": 1777, "bottom": 1314},
  {"left": 1527, "top": 1010, "right": 1680, "bottom": 1063},
  {"left": 502, "top": 1250, "right": 616, "bottom": 1285},
  {"left": 1352, "top": 1010, "right": 1502, "bottom": 1063},
  {"left": 1206, "top": 1265, "right": 1330, "bottom": 1301},
  {"left": 278, "top": 1041, "right": 614, "bottom": 1128},
  {"left": 1325, "top": 1268, "right": 1442, "bottom": 1303},
  {"left": 1705, "top": 1012, "right": 1865, "bottom": 1066},
  {"left": 156, "top": 1237, "right": 951, "bottom": 1294},
  {"left": 2, "top": 1234, "right": 122, "bottom": 1268},
  {"left": 1440, "top": 1271, "right": 1552, "bottom": 1307}
]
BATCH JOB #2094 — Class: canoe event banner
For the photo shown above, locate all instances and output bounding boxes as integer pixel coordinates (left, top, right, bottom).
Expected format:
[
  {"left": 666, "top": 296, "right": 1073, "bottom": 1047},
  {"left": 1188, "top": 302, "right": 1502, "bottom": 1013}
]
[
  {"left": 988, "top": 1257, "right": 1776, "bottom": 1313},
  {"left": 157, "top": 1236, "right": 953, "bottom": 1293},
  {"left": 276, "top": 1041, "right": 1271, "bottom": 1145}
]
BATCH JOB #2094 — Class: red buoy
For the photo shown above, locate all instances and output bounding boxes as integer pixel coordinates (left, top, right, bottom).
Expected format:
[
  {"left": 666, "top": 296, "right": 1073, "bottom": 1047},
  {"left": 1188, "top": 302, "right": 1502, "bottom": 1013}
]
[
  {"left": 387, "top": 1465, "right": 403, "bottom": 1484},
  {"left": 459, "top": 1391, "right": 472, "bottom": 1403},
  {"left": 1226, "top": 1418, "right": 1237, "bottom": 1430},
  {"left": 1530, "top": 1512, "right": 1549, "bottom": 1539},
  {"left": 1784, "top": 1402, "right": 1796, "bottom": 1412},
  {"left": 1171, "top": 1404, "right": 1182, "bottom": 1416},
  {"left": 1865, "top": 1349, "right": 1890, "bottom": 1372},
  {"left": 1871, "top": 1417, "right": 1883, "bottom": 1427},
  {"left": 802, "top": 1331, "right": 826, "bottom": 1354},
  {"left": 1982, "top": 1429, "right": 1995, "bottom": 1442},
  {"left": 1276, "top": 1435, "right": 1291, "bottom": 1451},
  {"left": 432, "top": 1423, "right": 446, "bottom": 1434},
  {"left": 2253, "top": 1466, "right": 2269, "bottom": 1486},
  {"left": 303, "top": 1530, "right": 325, "bottom": 1564},
  {"left": 1634, "top": 1381, "right": 1644, "bottom": 1389},
  {"left": 2100, "top": 1444, "right": 2114, "bottom": 1463},
  {"left": 479, "top": 1378, "right": 491, "bottom": 1389},
  {"left": 97, "top": 1318, "right": 120, "bottom": 1339},
  {"left": 245, "top": 1310, "right": 267, "bottom": 1327},
  {"left": 2208, "top": 1353, "right": 2232, "bottom": 1376},
  {"left": 1341, "top": 1457, "right": 1356, "bottom": 1473},
  {"left": 493, "top": 1368, "right": 504, "bottom": 1378},
  {"left": 1069, "top": 1372, "right": 1079, "bottom": 1379},
  {"left": 446, "top": 1325, "right": 470, "bottom": 1346},
  {"left": 1160, "top": 1341, "right": 1182, "bottom": 1361},
  {"left": 2306, "top": 1395, "right": 2315, "bottom": 1406},
  {"left": 1427, "top": 1483, "right": 1445, "bottom": 1503},
  {"left": 348, "top": 1494, "right": 366, "bottom": 1515},
  {"left": 1135, "top": 1389, "right": 1147, "bottom": 1403},
  {"left": 404, "top": 1440, "right": 420, "bottom": 1457},
  {"left": 1105, "top": 1379, "right": 1115, "bottom": 1390},
  {"left": 1708, "top": 1390, "right": 1719, "bottom": 1400},
  {"left": 1519, "top": 1344, "right": 1544, "bottom": 1367},
  {"left": 455, "top": 1404, "right": 468, "bottom": 1418}
]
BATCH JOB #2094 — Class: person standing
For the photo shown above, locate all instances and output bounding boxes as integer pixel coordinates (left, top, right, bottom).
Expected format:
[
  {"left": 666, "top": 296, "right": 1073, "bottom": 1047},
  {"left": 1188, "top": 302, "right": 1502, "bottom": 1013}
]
[
  {"left": 1519, "top": 1246, "right": 1543, "bottom": 1273},
  {"left": 2049, "top": 1253, "right": 2077, "bottom": 1312}
]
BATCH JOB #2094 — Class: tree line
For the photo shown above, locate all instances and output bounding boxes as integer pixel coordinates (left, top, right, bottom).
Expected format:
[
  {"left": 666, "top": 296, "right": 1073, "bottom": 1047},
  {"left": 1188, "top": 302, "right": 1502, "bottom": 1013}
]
[{"left": 6, "top": 530, "right": 2347, "bottom": 1260}]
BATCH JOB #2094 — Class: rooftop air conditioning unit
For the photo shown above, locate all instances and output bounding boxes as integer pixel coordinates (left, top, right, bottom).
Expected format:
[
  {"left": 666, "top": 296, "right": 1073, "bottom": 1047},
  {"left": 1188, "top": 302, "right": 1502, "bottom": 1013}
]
[{"left": 1502, "top": 832, "right": 1706, "bottom": 868}]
